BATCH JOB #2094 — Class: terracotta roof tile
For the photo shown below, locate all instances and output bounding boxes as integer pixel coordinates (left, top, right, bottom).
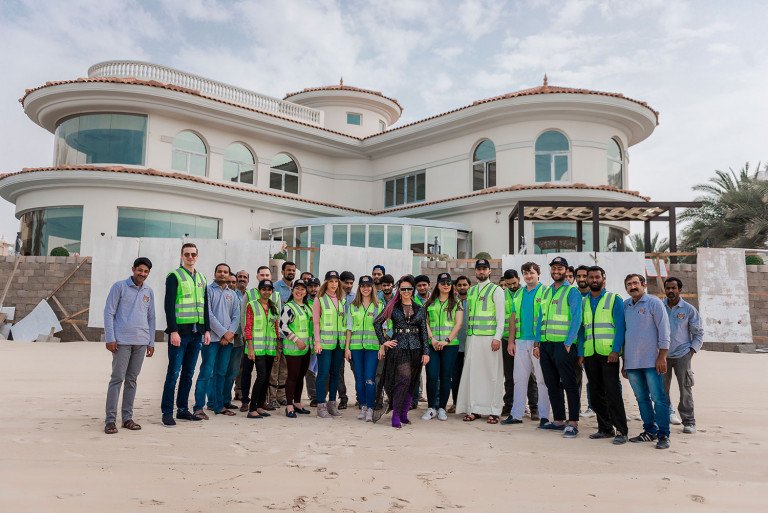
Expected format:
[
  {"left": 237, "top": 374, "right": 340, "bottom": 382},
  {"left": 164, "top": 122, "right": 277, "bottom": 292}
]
[{"left": 283, "top": 83, "right": 403, "bottom": 111}]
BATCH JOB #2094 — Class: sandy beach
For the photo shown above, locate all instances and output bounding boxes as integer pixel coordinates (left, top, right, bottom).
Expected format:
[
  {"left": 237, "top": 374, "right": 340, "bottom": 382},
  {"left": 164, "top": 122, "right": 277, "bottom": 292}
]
[{"left": 0, "top": 341, "right": 766, "bottom": 512}]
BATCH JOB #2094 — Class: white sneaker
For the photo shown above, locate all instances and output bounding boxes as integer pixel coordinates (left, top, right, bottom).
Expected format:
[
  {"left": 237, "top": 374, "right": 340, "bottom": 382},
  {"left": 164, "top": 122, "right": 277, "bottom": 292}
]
[
  {"left": 358, "top": 406, "right": 367, "bottom": 420},
  {"left": 579, "top": 408, "right": 596, "bottom": 418},
  {"left": 437, "top": 408, "right": 448, "bottom": 421},
  {"left": 670, "top": 410, "right": 683, "bottom": 425},
  {"left": 683, "top": 424, "right": 696, "bottom": 434},
  {"left": 421, "top": 408, "right": 437, "bottom": 420},
  {"left": 365, "top": 408, "right": 373, "bottom": 422}
]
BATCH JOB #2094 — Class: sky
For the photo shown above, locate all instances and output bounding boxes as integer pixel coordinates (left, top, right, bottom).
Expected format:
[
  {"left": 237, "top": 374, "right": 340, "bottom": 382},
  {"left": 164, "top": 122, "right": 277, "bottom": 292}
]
[{"left": 1, "top": 0, "right": 767, "bottom": 245}]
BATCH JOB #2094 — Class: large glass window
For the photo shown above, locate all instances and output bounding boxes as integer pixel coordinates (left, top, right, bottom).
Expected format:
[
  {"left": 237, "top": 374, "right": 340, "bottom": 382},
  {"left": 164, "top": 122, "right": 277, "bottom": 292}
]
[
  {"left": 350, "top": 225, "right": 366, "bottom": 247},
  {"left": 607, "top": 138, "right": 624, "bottom": 189},
  {"left": 384, "top": 171, "right": 426, "bottom": 208},
  {"left": 533, "top": 222, "right": 626, "bottom": 253},
  {"left": 270, "top": 153, "right": 299, "bottom": 194},
  {"left": 171, "top": 131, "right": 207, "bottom": 177},
  {"left": 535, "top": 131, "right": 570, "bottom": 182},
  {"left": 410, "top": 226, "right": 426, "bottom": 254},
  {"left": 19, "top": 207, "right": 83, "bottom": 256},
  {"left": 387, "top": 225, "right": 403, "bottom": 249},
  {"left": 347, "top": 113, "right": 362, "bottom": 125},
  {"left": 369, "top": 225, "right": 385, "bottom": 248},
  {"left": 224, "top": 143, "right": 256, "bottom": 185},
  {"left": 54, "top": 114, "right": 147, "bottom": 166},
  {"left": 332, "top": 225, "right": 348, "bottom": 245},
  {"left": 117, "top": 208, "right": 220, "bottom": 239},
  {"left": 472, "top": 139, "right": 496, "bottom": 191}
]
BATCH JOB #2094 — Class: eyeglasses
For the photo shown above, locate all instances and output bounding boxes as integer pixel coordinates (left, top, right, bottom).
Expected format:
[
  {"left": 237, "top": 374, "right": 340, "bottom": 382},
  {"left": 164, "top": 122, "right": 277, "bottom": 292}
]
[
  {"left": 438, "top": 281, "right": 452, "bottom": 286},
  {"left": 399, "top": 287, "right": 414, "bottom": 292},
  {"left": 183, "top": 252, "right": 198, "bottom": 257}
]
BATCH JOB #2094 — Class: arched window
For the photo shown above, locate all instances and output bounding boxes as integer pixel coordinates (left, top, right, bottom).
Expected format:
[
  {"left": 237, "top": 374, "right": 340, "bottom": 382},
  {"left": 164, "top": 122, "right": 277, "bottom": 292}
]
[
  {"left": 171, "top": 131, "right": 207, "bottom": 177},
  {"left": 535, "top": 130, "right": 570, "bottom": 182},
  {"left": 224, "top": 143, "right": 256, "bottom": 185},
  {"left": 270, "top": 153, "right": 299, "bottom": 193},
  {"left": 607, "top": 138, "right": 623, "bottom": 189},
  {"left": 472, "top": 139, "right": 496, "bottom": 191}
]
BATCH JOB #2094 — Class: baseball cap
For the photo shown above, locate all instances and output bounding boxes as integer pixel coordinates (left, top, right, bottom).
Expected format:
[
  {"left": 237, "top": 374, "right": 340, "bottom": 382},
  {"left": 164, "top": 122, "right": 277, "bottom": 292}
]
[
  {"left": 258, "top": 279, "right": 274, "bottom": 290},
  {"left": 549, "top": 257, "right": 569, "bottom": 267},
  {"left": 309, "top": 277, "right": 321, "bottom": 286},
  {"left": 437, "top": 272, "right": 452, "bottom": 284},
  {"left": 359, "top": 275, "right": 374, "bottom": 286},
  {"left": 475, "top": 259, "right": 490, "bottom": 269},
  {"left": 324, "top": 270, "right": 339, "bottom": 281},
  {"left": 292, "top": 279, "right": 307, "bottom": 289}
]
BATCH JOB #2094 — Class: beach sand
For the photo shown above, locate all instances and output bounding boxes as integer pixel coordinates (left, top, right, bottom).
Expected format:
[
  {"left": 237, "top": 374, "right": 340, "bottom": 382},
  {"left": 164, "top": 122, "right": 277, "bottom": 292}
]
[{"left": 0, "top": 342, "right": 766, "bottom": 512}]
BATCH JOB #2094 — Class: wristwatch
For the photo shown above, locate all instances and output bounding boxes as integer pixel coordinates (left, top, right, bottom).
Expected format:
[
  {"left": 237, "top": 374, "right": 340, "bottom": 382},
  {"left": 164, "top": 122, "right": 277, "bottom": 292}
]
[{"left": 444, "top": 337, "right": 450, "bottom": 343}]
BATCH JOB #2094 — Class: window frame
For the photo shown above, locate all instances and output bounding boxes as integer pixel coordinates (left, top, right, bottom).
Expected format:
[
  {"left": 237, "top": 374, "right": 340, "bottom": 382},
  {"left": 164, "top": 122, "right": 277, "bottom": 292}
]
[
  {"left": 269, "top": 152, "right": 300, "bottom": 194},
  {"left": 346, "top": 112, "right": 362, "bottom": 126},
  {"left": 171, "top": 130, "right": 209, "bottom": 177},
  {"left": 223, "top": 142, "right": 257, "bottom": 185},
  {"left": 384, "top": 170, "right": 426, "bottom": 208},
  {"left": 471, "top": 139, "right": 497, "bottom": 191},
  {"left": 116, "top": 206, "right": 221, "bottom": 239},
  {"left": 607, "top": 137, "right": 624, "bottom": 189},
  {"left": 534, "top": 130, "right": 571, "bottom": 183}
]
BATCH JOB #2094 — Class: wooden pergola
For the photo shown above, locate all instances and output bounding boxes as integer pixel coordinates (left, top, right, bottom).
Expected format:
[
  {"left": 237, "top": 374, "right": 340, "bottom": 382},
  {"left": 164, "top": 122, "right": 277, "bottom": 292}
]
[{"left": 508, "top": 200, "right": 702, "bottom": 256}]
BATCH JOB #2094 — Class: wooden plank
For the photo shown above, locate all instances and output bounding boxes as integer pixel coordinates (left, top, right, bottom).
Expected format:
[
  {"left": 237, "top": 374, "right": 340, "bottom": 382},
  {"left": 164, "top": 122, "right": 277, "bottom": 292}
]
[
  {"left": 46, "top": 257, "right": 91, "bottom": 300},
  {"left": 50, "top": 294, "right": 87, "bottom": 341},
  {"left": 59, "top": 307, "right": 89, "bottom": 323}
]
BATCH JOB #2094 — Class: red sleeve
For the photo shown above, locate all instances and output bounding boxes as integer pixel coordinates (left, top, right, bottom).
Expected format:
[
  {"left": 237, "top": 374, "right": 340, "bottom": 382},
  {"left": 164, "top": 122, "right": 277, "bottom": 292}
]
[{"left": 244, "top": 303, "right": 254, "bottom": 341}]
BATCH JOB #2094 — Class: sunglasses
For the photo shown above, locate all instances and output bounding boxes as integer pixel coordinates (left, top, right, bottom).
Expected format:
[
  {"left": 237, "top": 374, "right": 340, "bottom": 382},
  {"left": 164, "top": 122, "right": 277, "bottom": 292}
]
[
  {"left": 183, "top": 252, "right": 198, "bottom": 257},
  {"left": 399, "top": 287, "right": 414, "bottom": 292},
  {"left": 438, "top": 281, "right": 452, "bottom": 285}
]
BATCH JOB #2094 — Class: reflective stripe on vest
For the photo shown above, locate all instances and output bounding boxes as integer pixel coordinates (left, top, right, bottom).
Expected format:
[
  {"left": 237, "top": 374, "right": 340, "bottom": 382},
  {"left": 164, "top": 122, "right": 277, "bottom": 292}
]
[
  {"left": 467, "top": 282, "right": 499, "bottom": 336},
  {"left": 512, "top": 284, "right": 545, "bottom": 339},
  {"left": 349, "top": 302, "right": 383, "bottom": 350},
  {"left": 284, "top": 302, "right": 311, "bottom": 356},
  {"left": 319, "top": 295, "right": 345, "bottom": 349},
  {"left": 171, "top": 268, "right": 206, "bottom": 325},
  {"left": 582, "top": 292, "right": 617, "bottom": 357},
  {"left": 540, "top": 284, "right": 574, "bottom": 342},
  {"left": 502, "top": 289, "right": 513, "bottom": 338},
  {"left": 247, "top": 301, "right": 277, "bottom": 356},
  {"left": 427, "top": 298, "right": 460, "bottom": 346}
]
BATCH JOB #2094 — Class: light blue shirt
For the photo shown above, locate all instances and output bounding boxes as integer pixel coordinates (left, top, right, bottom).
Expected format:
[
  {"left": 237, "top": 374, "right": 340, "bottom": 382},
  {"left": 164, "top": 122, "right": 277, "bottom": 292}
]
[
  {"left": 344, "top": 291, "right": 356, "bottom": 313},
  {"left": 623, "top": 293, "right": 671, "bottom": 370},
  {"left": 535, "top": 283, "right": 583, "bottom": 347},
  {"left": 206, "top": 283, "right": 240, "bottom": 343},
  {"left": 104, "top": 277, "right": 156, "bottom": 346},
  {"left": 664, "top": 298, "right": 704, "bottom": 357},
  {"left": 274, "top": 279, "right": 293, "bottom": 305}
]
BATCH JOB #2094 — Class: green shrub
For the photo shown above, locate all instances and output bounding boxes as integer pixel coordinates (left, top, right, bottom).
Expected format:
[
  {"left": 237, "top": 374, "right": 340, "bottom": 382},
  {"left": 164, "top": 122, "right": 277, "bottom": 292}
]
[
  {"left": 474, "top": 251, "right": 492, "bottom": 260},
  {"left": 50, "top": 247, "right": 69, "bottom": 257},
  {"left": 745, "top": 255, "right": 764, "bottom": 265},
  {"left": 272, "top": 252, "right": 287, "bottom": 260}
]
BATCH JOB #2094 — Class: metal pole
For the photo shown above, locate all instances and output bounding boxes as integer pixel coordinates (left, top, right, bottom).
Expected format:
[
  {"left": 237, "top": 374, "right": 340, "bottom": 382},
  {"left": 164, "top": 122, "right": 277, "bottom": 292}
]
[
  {"left": 592, "top": 206, "right": 600, "bottom": 252},
  {"left": 644, "top": 220, "right": 652, "bottom": 253},
  {"left": 576, "top": 220, "right": 583, "bottom": 252},
  {"left": 517, "top": 202, "right": 526, "bottom": 254}
]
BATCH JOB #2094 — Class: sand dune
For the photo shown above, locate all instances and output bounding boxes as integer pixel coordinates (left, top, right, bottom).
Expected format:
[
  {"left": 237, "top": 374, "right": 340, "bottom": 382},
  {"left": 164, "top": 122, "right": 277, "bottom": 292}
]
[{"left": 0, "top": 342, "right": 766, "bottom": 512}]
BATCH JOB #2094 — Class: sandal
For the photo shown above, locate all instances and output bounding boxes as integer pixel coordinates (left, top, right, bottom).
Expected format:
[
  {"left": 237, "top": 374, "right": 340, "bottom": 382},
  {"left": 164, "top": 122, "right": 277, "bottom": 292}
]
[
  {"left": 216, "top": 409, "right": 236, "bottom": 416},
  {"left": 122, "top": 419, "right": 142, "bottom": 430},
  {"left": 463, "top": 413, "right": 481, "bottom": 422},
  {"left": 192, "top": 410, "right": 209, "bottom": 420},
  {"left": 104, "top": 422, "right": 118, "bottom": 434},
  {"left": 487, "top": 415, "right": 500, "bottom": 424}
]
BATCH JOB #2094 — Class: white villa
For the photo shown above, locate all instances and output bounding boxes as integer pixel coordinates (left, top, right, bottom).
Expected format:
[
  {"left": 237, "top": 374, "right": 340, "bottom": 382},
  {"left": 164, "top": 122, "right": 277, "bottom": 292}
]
[{"left": 0, "top": 60, "right": 657, "bottom": 273}]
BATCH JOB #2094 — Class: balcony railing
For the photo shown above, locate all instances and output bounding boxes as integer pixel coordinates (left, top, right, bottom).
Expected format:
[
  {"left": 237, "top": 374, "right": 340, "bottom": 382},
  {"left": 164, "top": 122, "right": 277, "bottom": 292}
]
[{"left": 88, "top": 60, "right": 324, "bottom": 126}]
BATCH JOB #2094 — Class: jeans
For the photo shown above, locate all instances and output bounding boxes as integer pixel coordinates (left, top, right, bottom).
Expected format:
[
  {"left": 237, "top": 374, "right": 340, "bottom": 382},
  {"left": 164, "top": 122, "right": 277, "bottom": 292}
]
[
  {"left": 316, "top": 345, "right": 344, "bottom": 404},
  {"left": 584, "top": 354, "right": 628, "bottom": 435},
  {"left": 351, "top": 349, "right": 379, "bottom": 409},
  {"left": 161, "top": 332, "right": 202, "bottom": 416},
  {"left": 222, "top": 343, "right": 242, "bottom": 406},
  {"left": 105, "top": 344, "right": 147, "bottom": 424},
  {"left": 195, "top": 341, "right": 232, "bottom": 412},
  {"left": 665, "top": 350, "right": 695, "bottom": 426},
  {"left": 511, "top": 340, "right": 550, "bottom": 421},
  {"left": 426, "top": 345, "right": 459, "bottom": 410},
  {"left": 539, "top": 342, "right": 580, "bottom": 422},
  {"left": 627, "top": 367, "right": 670, "bottom": 437}
]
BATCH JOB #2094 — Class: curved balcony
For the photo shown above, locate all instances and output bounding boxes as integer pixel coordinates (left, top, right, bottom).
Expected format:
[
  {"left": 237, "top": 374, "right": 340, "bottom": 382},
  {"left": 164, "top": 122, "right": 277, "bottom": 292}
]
[{"left": 88, "top": 60, "right": 324, "bottom": 126}]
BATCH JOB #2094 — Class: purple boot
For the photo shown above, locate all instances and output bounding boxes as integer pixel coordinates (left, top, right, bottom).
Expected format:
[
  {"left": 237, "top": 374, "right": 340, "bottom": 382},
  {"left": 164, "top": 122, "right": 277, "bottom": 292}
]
[
  {"left": 391, "top": 408, "right": 402, "bottom": 429},
  {"left": 401, "top": 394, "right": 412, "bottom": 424}
]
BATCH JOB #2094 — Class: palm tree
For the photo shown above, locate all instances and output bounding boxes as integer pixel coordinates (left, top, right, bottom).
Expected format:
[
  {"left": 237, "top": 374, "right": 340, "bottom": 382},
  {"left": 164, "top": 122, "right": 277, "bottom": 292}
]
[
  {"left": 628, "top": 232, "right": 669, "bottom": 253},
  {"left": 680, "top": 162, "right": 768, "bottom": 249}
]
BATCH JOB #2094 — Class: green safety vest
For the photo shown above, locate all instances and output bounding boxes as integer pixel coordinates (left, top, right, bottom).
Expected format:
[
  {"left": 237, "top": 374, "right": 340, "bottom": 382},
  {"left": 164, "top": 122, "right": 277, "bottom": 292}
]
[
  {"left": 170, "top": 268, "right": 207, "bottom": 325},
  {"left": 319, "top": 295, "right": 346, "bottom": 349},
  {"left": 245, "top": 288, "right": 281, "bottom": 325},
  {"left": 540, "top": 284, "right": 575, "bottom": 343},
  {"left": 246, "top": 301, "right": 277, "bottom": 356},
  {"left": 427, "top": 298, "right": 460, "bottom": 346},
  {"left": 284, "top": 301, "right": 311, "bottom": 356},
  {"left": 348, "top": 302, "right": 383, "bottom": 350},
  {"left": 413, "top": 295, "right": 426, "bottom": 307},
  {"left": 467, "top": 282, "right": 499, "bottom": 336},
  {"left": 502, "top": 289, "right": 514, "bottom": 338},
  {"left": 511, "top": 284, "right": 545, "bottom": 339},
  {"left": 582, "top": 292, "right": 617, "bottom": 357}
]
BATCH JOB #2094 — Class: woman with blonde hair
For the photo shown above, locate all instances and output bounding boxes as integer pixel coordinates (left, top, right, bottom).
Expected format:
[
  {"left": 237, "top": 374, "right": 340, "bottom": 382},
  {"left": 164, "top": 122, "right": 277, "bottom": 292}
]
[{"left": 312, "top": 271, "right": 346, "bottom": 418}]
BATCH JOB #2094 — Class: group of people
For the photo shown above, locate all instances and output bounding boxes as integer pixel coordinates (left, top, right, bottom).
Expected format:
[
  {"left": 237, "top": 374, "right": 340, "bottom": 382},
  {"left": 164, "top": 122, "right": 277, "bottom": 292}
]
[{"left": 102, "top": 243, "right": 703, "bottom": 451}]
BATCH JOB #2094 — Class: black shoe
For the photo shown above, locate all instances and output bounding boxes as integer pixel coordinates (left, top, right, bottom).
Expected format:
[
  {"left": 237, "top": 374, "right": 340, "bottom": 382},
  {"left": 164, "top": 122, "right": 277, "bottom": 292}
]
[
  {"left": 176, "top": 410, "right": 201, "bottom": 421},
  {"left": 338, "top": 399, "right": 348, "bottom": 410},
  {"left": 309, "top": 399, "right": 318, "bottom": 407},
  {"left": 294, "top": 406, "right": 311, "bottom": 415},
  {"left": 285, "top": 408, "right": 297, "bottom": 418},
  {"left": 655, "top": 435, "right": 670, "bottom": 449},
  {"left": 612, "top": 434, "right": 628, "bottom": 445},
  {"left": 629, "top": 431, "right": 657, "bottom": 443},
  {"left": 589, "top": 431, "right": 616, "bottom": 439},
  {"left": 538, "top": 418, "right": 550, "bottom": 428},
  {"left": 223, "top": 403, "right": 238, "bottom": 410},
  {"left": 539, "top": 421, "right": 566, "bottom": 431},
  {"left": 162, "top": 415, "right": 176, "bottom": 427},
  {"left": 501, "top": 416, "right": 523, "bottom": 425}
]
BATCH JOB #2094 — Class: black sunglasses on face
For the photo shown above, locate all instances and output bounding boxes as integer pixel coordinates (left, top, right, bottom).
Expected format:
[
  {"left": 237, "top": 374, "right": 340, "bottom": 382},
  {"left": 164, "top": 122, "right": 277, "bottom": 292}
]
[
  {"left": 183, "top": 252, "right": 197, "bottom": 257},
  {"left": 399, "top": 287, "right": 414, "bottom": 292}
]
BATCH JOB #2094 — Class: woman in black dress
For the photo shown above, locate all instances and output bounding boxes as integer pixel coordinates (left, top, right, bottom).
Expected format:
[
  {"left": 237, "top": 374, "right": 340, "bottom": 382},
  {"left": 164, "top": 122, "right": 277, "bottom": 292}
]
[{"left": 373, "top": 275, "right": 430, "bottom": 428}]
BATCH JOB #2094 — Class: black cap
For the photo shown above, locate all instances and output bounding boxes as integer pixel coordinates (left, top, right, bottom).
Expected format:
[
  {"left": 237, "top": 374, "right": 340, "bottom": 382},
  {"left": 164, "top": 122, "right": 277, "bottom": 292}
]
[
  {"left": 339, "top": 271, "right": 355, "bottom": 281},
  {"left": 309, "top": 277, "right": 321, "bottom": 286},
  {"left": 475, "top": 259, "right": 490, "bottom": 269},
  {"left": 414, "top": 274, "right": 430, "bottom": 285},
  {"left": 437, "top": 272, "right": 452, "bottom": 283},
  {"left": 372, "top": 264, "right": 385, "bottom": 273},
  {"left": 359, "top": 275, "right": 374, "bottom": 286},
  {"left": 324, "top": 270, "right": 339, "bottom": 281},
  {"left": 258, "top": 279, "right": 274, "bottom": 290},
  {"left": 549, "top": 257, "right": 569, "bottom": 267},
  {"left": 292, "top": 279, "right": 307, "bottom": 289},
  {"left": 503, "top": 269, "right": 519, "bottom": 280}
]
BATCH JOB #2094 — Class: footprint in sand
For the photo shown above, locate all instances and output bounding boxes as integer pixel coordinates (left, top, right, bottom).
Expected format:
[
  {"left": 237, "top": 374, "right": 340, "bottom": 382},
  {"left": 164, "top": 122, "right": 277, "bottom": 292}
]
[
  {"left": 688, "top": 495, "right": 706, "bottom": 503},
  {"left": 138, "top": 498, "right": 164, "bottom": 506}
]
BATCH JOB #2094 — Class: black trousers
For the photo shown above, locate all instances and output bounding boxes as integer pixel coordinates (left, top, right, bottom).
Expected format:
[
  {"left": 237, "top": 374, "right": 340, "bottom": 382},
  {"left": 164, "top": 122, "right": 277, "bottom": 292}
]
[
  {"left": 539, "top": 342, "right": 580, "bottom": 422},
  {"left": 248, "top": 355, "right": 275, "bottom": 413},
  {"left": 583, "top": 354, "right": 628, "bottom": 435},
  {"left": 502, "top": 339, "right": 539, "bottom": 413},
  {"left": 451, "top": 350, "right": 465, "bottom": 405}
]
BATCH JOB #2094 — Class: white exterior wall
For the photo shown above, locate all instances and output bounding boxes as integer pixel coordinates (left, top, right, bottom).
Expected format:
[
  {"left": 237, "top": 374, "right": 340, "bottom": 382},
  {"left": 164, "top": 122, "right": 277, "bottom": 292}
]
[{"left": 318, "top": 105, "right": 387, "bottom": 138}]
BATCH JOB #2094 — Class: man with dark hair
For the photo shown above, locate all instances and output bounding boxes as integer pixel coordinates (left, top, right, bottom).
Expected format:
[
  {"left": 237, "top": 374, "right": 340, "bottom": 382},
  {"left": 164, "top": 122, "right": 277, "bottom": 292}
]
[
  {"left": 578, "top": 266, "right": 628, "bottom": 444},
  {"left": 194, "top": 263, "right": 240, "bottom": 418},
  {"left": 663, "top": 277, "right": 703, "bottom": 434},
  {"left": 227, "top": 274, "right": 237, "bottom": 289},
  {"left": 103, "top": 257, "right": 155, "bottom": 434},
  {"left": 275, "top": 261, "right": 296, "bottom": 304},
  {"left": 300, "top": 271, "right": 313, "bottom": 283},
  {"left": 566, "top": 266, "right": 576, "bottom": 285},
  {"left": 268, "top": 261, "right": 296, "bottom": 408},
  {"left": 161, "top": 243, "right": 210, "bottom": 426},
  {"left": 414, "top": 275, "right": 431, "bottom": 305},
  {"left": 378, "top": 274, "right": 395, "bottom": 303},
  {"left": 623, "top": 273, "right": 671, "bottom": 449},
  {"left": 227, "top": 270, "right": 249, "bottom": 406},
  {"left": 372, "top": 265, "right": 385, "bottom": 293}
]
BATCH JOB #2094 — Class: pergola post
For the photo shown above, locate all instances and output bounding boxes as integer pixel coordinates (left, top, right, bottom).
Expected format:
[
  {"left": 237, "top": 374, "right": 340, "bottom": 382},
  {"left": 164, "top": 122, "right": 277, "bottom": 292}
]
[
  {"left": 592, "top": 206, "right": 600, "bottom": 252},
  {"left": 508, "top": 206, "right": 516, "bottom": 254},
  {"left": 517, "top": 202, "right": 526, "bottom": 254},
  {"left": 644, "top": 220, "right": 652, "bottom": 253},
  {"left": 669, "top": 207, "right": 678, "bottom": 263},
  {"left": 576, "top": 220, "right": 583, "bottom": 252}
]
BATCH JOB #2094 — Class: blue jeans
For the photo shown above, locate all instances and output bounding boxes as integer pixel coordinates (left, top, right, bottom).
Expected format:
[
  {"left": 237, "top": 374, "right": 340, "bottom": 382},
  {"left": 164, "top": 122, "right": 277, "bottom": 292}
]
[
  {"left": 316, "top": 345, "right": 343, "bottom": 404},
  {"left": 161, "top": 332, "right": 202, "bottom": 416},
  {"left": 222, "top": 343, "right": 242, "bottom": 406},
  {"left": 351, "top": 348, "right": 379, "bottom": 409},
  {"left": 627, "top": 367, "right": 670, "bottom": 437},
  {"left": 196, "top": 341, "right": 233, "bottom": 412},
  {"left": 426, "top": 345, "right": 459, "bottom": 410}
]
